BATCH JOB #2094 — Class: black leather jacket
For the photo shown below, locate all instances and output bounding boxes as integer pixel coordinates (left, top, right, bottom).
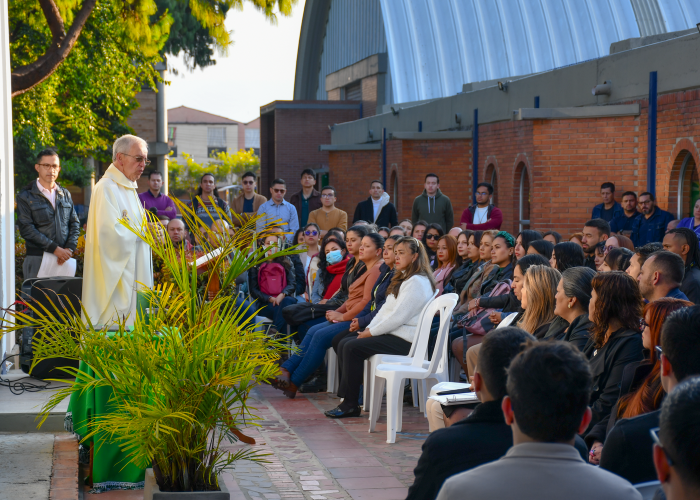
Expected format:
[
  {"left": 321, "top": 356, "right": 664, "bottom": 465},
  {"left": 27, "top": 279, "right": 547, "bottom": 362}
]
[{"left": 17, "top": 181, "right": 81, "bottom": 256}]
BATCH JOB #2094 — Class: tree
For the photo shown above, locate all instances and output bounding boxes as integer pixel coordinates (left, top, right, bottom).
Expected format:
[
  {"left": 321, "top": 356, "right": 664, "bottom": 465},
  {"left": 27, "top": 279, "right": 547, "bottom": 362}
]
[
  {"left": 168, "top": 149, "right": 260, "bottom": 197},
  {"left": 10, "top": 0, "right": 297, "bottom": 97}
]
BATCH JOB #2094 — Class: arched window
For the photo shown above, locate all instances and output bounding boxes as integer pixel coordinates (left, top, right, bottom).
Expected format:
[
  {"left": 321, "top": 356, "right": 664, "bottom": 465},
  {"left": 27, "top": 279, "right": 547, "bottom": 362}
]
[
  {"left": 517, "top": 163, "right": 530, "bottom": 232},
  {"left": 485, "top": 164, "right": 498, "bottom": 206},
  {"left": 676, "top": 151, "right": 699, "bottom": 219}
]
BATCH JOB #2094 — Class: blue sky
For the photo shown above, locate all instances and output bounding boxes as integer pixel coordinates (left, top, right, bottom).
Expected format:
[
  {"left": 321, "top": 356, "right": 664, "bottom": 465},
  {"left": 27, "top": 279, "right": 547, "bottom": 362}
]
[{"left": 166, "top": 1, "right": 306, "bottom": 123}]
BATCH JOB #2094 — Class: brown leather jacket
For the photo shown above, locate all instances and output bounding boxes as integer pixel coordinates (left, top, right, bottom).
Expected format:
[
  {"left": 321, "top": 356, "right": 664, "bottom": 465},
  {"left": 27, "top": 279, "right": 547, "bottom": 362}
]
[{"left": 231, "top": 192, "right": 267, "bottom": 227}]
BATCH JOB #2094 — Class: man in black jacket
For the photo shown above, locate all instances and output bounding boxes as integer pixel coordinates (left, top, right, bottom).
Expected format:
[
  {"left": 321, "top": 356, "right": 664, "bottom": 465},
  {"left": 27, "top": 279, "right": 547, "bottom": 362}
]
[
  {"left": 17, "top": 149, "right": 81, "bottom": 279},
  {"left": 352, "top": 180, "right": 398, "bottom": 228},
  {"left": 407, "top": 328, "right": 533, "bottom": 500},
  {"left": 663, "top": 228, "right": 700, "bottom": 304},
  {"left": 600, "top": 305, "right": 700, "bottom": 484}
]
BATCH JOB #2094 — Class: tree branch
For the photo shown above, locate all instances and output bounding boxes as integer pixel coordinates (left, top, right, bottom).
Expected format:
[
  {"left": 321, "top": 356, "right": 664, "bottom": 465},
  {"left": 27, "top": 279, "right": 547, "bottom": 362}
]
[{"left": 11, "top": 0, "right": 97, "bottom": 97}]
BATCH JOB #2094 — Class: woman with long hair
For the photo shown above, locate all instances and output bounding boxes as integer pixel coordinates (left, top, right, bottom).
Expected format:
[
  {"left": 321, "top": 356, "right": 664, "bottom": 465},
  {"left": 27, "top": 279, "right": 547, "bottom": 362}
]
[
  {"left": 326, "top": 237, "right": 437, "bottom": 418},
  {"left": 543, "top": 231, "right": 562, "bottom": 244},
  {"left": 422, "top": 223, "right": 445, "bottom": 268},
  {"left": 273, "top": 232, "right": 384, "bottom": 398},
  {"left": 299, "top": 223, "right": 321, "bottom": 299},
  {"left": 601, "top": 247, "right": 634, "bottom": 272},
  {"left": 553, "top": 266, "right": 597, "bottom": 350},
  {"left": 412, "top": 220, "right": 428, "bottom": 240},
  {"left": 517, "top": 264, "right": 561, "bottom": 338},
  {"left": 434, "top": 234, "right": 459, "bottom": 295},
  {"left": 527, "top": 239, "right": 554, "bottom": 260},
  {"left": 463, "top": 231, "right": 516, "bottom": 312},
  {"left": 443, "top": 230, "right": 477, "bottom": 295},
  {"left": 587, "top": 297, "right": 692, "bottom": 464},
  {"left": 189, "top": 172, "right": 232, "bottom": 221},
  {"left": 584, "top": 272, "right": 644, "bottom": 433},
  {"left": 309, "top": 237, "right": 350, "bottom": 304},
  {"left": 399, "top": 218, "right": 413, "bottom": 235},
  {"left": 514, "top": 230, "right": 543, "bottom": 259},
  {"left": 550, "top": 241, "right": 585, "bottom": 272},
  {"left": 569, "top": 232, "right": 584, "bottom": 247},
  {"left": 594, "top": 241, "right": 606, "bottom": 271},
  {"left": 459, "top": 230, "right": 498, "bottom": 305},
  {"left": 605, "top": 233, "right": 635, "bottom": 252}
]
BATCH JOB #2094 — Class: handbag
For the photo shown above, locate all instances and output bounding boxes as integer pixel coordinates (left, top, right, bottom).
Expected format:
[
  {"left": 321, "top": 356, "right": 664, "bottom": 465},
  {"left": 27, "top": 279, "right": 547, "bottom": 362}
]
[
  {"left": 282, "top": 301, "right": 337, "bottom": 327},
  {"left": 458, "top": 280, "right": 512, "bottom": 363}
]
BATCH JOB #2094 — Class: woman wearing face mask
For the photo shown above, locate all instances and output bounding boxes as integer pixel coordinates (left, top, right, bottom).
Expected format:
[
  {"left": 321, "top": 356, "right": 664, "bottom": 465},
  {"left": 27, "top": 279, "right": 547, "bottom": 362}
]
[
  {"left": 272, "top": 232, "right": 384, "bottom": 398},
  {"left": 249, "top": 235, "right": 297, "bottom": 334}
]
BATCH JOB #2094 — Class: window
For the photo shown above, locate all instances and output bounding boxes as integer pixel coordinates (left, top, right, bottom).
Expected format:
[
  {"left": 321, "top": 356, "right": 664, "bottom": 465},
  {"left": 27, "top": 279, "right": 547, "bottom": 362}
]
[
  {"left": 170, "top": 145, "right": 178, "bottom": 157},
  {"left": 518, "top": 165, "right": 531, "bottom": 232},
  {"left": 207, "top": 127, "right": 227, "bottom": 158},
  {"left": 245, "top": 128, "right": 260, "bottom": 150},
  {"left": 207, "top": 147, "right": 225, "bottom": 158},
  {"left": 345, "top": 81, "right": 361, "bottom": 101},
  {"left": 168, "top": 126, "right": 176, "bottom": 140}
]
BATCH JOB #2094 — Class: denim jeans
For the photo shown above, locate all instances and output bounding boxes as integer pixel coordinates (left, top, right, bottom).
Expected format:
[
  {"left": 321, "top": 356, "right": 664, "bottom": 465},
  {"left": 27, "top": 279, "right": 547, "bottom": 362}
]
[
  {"left": 257, "top": 296, "right": 297, "bottom": 332},
  {"left": 282, "top": 320, "right": 351, "bottom": 387},
  {"left": 293, "top": 316, "right": 327, "bottom": 343}
]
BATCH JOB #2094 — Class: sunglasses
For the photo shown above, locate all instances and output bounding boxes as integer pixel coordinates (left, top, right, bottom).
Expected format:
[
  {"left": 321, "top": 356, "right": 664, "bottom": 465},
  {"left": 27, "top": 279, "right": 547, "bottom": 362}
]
[
  {"left": 273, "top": 188, "right": 286, "bottom": 193},
  {"left": 650, "top": 427, "right": 674, "bottom": 466},
  {"left": 242, "top": 180, "right": 255, "bottom": 185},
  {"left": 304, "top": 230, "right": 318, "bottom": 236},
  {"left": 425, "top": 234, "right": 440, "bottom": 240}
]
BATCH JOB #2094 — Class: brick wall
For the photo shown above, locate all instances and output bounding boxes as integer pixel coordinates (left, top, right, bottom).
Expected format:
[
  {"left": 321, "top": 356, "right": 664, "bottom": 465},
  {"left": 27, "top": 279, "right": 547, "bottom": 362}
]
[
  {"left": 259, "top": 101, "right": 361, "bottom": 197},
  {"left": 361, "top": 75, "right": 378, "bottom": 118},
  {"left": 320, "top": 91, "right": 700, "bottom": 239},
  {"left": 128, "top": 90, "right": 157, "bottom": 143}
]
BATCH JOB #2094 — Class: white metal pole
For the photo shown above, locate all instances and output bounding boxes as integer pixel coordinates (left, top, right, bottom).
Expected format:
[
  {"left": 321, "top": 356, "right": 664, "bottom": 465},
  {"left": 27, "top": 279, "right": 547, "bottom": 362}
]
[{"left": 0, "top": 0, "right": 15, "bottom": 366}]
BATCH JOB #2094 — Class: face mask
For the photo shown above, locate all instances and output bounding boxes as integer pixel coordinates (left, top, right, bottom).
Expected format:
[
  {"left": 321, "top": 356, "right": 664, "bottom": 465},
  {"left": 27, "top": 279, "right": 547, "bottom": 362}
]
[{"left": 326, "top": 249, "right": 343, "bottom": 265}]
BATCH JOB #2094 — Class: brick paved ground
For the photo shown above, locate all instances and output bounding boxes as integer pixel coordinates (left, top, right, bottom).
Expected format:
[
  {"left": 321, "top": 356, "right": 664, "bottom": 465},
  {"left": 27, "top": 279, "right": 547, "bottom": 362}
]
[{"left": 79, "top": 384, "right": 428, "bottom": 499}]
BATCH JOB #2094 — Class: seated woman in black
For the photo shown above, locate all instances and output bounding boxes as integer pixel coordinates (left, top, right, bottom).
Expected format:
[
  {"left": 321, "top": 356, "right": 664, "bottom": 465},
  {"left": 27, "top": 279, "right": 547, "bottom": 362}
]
[
  {"left": 551, "top": 266, "right": 596, "bottom": 349},
  {"left": 249, "top": 235, "right": 297, "bottom": 334},
  {"left": 583, "top": 271, "right": 644, "bottom": 433},
  {"left": 422, "top": 223, "right": 444, "bottom": 269},
  {"left": 443, "top": 230, "right": 477, "bottom": 295}
]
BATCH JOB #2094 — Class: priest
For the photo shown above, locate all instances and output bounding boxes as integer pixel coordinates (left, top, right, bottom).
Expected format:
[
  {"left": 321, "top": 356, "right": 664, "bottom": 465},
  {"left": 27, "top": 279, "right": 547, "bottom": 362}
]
[{"left": 82, "top": 134, "right": 153, "bottom": 327}]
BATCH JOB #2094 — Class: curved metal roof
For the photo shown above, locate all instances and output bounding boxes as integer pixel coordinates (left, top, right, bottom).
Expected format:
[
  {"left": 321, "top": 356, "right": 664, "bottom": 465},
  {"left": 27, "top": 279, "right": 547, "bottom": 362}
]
[{"left": 294, "top": 0, "right": 700, "bottom": 104}]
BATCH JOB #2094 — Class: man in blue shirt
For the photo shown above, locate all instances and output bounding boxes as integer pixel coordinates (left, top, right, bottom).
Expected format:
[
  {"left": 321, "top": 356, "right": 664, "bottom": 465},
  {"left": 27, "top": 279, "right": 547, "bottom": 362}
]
[
  {"left": 591, "top": 182, "right": 623, "bottom": 223},
  {"left": 610, "top": 191, "right": 641, "bottom": 235},
  {"left": 631, "top": 192, "right": 675, "bottom": 247},
  {"left": 637, "top": 250, "right": 689, "bottom": 302},
  {"left": 256, "top": 178, "right": 299, "bottom": 242}
]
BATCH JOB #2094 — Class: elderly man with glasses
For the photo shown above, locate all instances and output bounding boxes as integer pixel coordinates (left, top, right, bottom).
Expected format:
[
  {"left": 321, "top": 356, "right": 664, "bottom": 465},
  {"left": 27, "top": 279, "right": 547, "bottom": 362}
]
[
  {"left": 81, "top": 134, "right": 154, "bottom": 327},
  {"left": 17, "top": 148, "right": 81, "bottom": 279},
  {"left": 231, "top": 171, "right": 267, "bottom": 227}
]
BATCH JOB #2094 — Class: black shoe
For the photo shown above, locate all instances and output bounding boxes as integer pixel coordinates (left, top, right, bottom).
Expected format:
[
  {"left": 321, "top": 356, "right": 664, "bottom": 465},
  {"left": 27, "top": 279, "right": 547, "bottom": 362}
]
[
  {"left": 298, "top": 375, "right": 327, "bottom": 393},
  {"left": 325, "top": 405, "right": 362, "bottom": 419}
]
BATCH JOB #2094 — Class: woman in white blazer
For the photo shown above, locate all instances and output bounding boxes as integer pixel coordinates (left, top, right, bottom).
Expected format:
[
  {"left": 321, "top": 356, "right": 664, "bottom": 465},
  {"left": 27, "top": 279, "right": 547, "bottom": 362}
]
[{"left": 326, "top": 236, "right": 437, "bottom": 418}]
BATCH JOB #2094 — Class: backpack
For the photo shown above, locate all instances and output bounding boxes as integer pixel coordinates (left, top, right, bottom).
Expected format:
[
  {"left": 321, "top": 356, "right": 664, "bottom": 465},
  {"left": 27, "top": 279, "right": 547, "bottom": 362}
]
[{"left": 258, "top": 262, "right": 287, "bottom": 296}]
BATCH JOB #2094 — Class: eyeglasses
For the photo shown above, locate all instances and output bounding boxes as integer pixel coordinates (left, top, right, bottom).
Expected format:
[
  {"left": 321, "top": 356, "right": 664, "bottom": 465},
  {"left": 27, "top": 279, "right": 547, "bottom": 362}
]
[
  {"left": 242, "top": 180, "right": 255, "bottom": 185},
  {"left": 650, "top": 427, "right": 674, "bottom": 466},
  {"left": 425, "top": 234, "right": 440, "bottom": 240},
  {"left": 640, "top": 318, "right": 650, "bottom": 330},
  {"left": 273, "top": 188, "right": 286, "bottom": 193},
  {"left": 304, "top": 230, "right": 318, "bottom": 236},
  {"left": 121, "top": 153, "right": 151, "bottom": 166},
  {"left": 475, "top": 191, "right": 490, "bottom": 196},
  {"left": 37, "top": 163, "right": 60, "bottom": 170},
  {"left": 655, "top": 345, "right": 663, "bottom": 357},
  {"left": 321, "top": 193, "right": 335, "bottom": 198}
]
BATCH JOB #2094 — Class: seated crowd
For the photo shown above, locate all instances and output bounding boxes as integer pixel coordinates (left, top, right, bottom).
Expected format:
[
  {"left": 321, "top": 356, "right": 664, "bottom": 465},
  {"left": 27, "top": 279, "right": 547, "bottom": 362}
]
[{"left": 155, "top": 171, "right": 700, "bottom": 500}]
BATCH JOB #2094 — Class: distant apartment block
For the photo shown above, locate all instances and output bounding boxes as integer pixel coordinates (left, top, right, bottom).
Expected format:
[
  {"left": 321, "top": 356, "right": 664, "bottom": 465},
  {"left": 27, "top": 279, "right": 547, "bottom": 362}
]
[{"left": 168, "top": 106, "right": 260, "bottom": 165}]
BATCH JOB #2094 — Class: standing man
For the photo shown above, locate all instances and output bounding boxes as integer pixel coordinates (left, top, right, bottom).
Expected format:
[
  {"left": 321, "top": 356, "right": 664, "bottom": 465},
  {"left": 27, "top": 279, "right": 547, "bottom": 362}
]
[
  {"left": 17, "top": 149, "right": 81, "bottom": 279},
  {"left": 663, "top": 228, "right": 700, "bottom": 304},
  {"left": 581, "top": 219, "right": 611, "bottom": 270},
  {"left": 460, "top": 182, "right": 503, "bottom": 230},
  {"left": 82, "top": 135, "right": 154, "bottom": 327},
  {"left": 352, "top": 180, "right": 398, "bottom": 228},
  {"left": 138, "top": 170, "right": 177, "bottom": 219},
  {"left": 591, "top": 182, "right": 623, "bottom": 222},
  {"left": 290, "top": 169, "right": 321, "bottom": 227},
  {"left": 610, "top": 191, "right": 640, "bottom": 235},
  {"left": 308, "top": 186, "right": 348, "bottom": 235},
  {"left": 631, "top": 192, "right": 675, "bottom": 247},
  {"left": 257, "top": 179, "right": 299, "bottom": 243},
  {"left": 231, "top": 171, "right": 267, "bottom": 227},
  {"left": 411, "top": 173, "right": 454, "bottom": 232}
]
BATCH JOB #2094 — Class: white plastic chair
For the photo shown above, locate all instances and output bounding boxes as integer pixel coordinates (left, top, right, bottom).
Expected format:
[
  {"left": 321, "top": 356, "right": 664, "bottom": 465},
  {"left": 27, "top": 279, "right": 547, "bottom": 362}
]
[
  {"left": 369, "top": 293, "right": 458, "bottom": 443},
  {"left": 362, "top": 290, "right": 439, "bottom": 412},
  {"left": 326, "top": 348, "right": 339, "bottom": 393}
]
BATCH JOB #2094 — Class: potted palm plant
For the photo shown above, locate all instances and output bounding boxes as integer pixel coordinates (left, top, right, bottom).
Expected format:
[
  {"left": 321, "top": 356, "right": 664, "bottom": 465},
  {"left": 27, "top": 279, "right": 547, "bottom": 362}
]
[{"left": 2, "top": 199, "right": 298, "bottom": 497}]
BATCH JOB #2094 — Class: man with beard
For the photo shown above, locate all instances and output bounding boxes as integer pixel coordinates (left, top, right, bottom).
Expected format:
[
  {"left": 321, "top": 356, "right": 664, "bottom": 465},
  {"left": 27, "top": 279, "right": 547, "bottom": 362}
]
[
  {"left": 581, "top": 219, "right": 610, "bottom": 270},
  {"left": 637, "top": 250, "right": 688, "bottom": 302},
  {"left": 631, "top": 192, "right": 674, "bottom": 247}
]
